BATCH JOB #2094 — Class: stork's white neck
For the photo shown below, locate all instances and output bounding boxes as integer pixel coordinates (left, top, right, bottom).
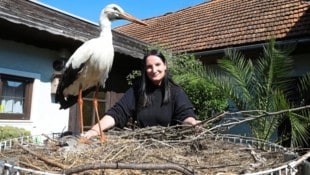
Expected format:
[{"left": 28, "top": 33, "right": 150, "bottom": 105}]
[
  {"left": 100, "top": 27, "right": 112, "bottom": 38},
  {"left": 99, "top": 17, "right": 112, "bottom": 38}
]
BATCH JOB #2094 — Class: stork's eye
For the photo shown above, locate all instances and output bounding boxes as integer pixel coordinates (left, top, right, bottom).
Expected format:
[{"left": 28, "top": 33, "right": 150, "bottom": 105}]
[{"left": 113, "top": 7, "right": 119, "bottom": 11}]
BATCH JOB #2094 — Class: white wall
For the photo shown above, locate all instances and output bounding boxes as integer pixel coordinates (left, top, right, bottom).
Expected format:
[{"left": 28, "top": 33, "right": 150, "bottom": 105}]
[{"left": 0, "top": 39, "right": 70, "bottom": 135}]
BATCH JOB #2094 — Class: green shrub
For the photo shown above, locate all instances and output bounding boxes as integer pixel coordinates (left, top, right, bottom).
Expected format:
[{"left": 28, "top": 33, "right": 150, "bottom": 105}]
[
  {"left": 0, "top": 126, "right": 31, "bottom": 141},
  {"left": 173, "top": 73, "right": 227, "bottom": 119},
  {"left": 169, "top": 53, "right": 228, "bottom": 119}
]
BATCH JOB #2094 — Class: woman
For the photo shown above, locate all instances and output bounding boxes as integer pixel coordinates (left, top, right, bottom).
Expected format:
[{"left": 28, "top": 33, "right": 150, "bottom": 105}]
[{"left": 84, "top": 49, "right": 198, "bottom": 139}]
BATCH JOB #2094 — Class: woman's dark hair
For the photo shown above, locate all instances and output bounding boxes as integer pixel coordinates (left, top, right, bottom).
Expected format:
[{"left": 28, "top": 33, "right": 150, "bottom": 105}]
[{"left": 137, "top": 49, "right": 177, "bottom": 110}]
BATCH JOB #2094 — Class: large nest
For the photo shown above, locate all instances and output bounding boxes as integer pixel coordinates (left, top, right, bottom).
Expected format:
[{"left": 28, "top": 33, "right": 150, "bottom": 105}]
[{"left": 0, "top": 125, "right": 298, "bottom": 175}]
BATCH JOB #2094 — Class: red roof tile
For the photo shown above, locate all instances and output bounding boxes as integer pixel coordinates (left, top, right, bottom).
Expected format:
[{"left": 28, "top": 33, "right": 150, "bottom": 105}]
[{"left": 115, "top": 0, "right": 310, "bottom": 53}]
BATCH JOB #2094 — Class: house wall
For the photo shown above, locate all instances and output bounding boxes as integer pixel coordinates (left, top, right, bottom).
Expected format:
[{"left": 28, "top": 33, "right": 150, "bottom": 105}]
[{"left": 0, "top": 39, "right": 70, "bottom": 135}]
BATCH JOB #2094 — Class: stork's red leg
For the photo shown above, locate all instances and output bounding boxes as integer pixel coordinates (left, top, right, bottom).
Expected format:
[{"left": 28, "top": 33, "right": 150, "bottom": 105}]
[
  {"left": 78, "top": 85, "right": 91, "bottom": 144},
  {"left": 94, "top": 84, "right": 106, "bottom": 143},
  {"left": 78, "top": 84, "right": 84, "bottom": 134}
]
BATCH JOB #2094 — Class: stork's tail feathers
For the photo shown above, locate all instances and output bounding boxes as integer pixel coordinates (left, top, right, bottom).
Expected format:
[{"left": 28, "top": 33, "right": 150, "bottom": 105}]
[
  {"left": 55, "top": 95, "right": 78, "bottom": 109},
  {"left": 55, "top": 86, "right": 94, "bottom": 110}
]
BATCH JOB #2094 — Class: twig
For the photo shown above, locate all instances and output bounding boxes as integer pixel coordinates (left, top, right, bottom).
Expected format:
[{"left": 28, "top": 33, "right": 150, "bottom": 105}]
[
  {"left": 15, "top": 142, "right": 67, "bottom": 169},
  {"left": 64, "top": 162, "right": 195, "bottom": 175},
  {"left": 109, "top": 145, "right": 128, "bottom": 160},
  {"left": 208, "top": 105, "right": 310, "bottom": 132},
  {"left": 198, "top": 111, "right": 229, "bottom": 127}
]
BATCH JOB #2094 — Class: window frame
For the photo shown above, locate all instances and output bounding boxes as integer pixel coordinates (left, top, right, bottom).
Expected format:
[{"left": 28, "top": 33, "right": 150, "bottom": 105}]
[{"left": 0, "top": 74, "right": 33, "bottom": 120}]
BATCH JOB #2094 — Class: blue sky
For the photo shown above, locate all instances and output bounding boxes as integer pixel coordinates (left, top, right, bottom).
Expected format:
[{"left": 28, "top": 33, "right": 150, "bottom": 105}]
[{"left": 37, "top": 0, "right": 207, "bottom": 28}]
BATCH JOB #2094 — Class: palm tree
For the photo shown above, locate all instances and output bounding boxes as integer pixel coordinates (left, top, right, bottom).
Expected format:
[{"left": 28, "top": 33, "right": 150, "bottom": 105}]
[{"left": 217, "top": 39, "right": 310, "bottom": 147}]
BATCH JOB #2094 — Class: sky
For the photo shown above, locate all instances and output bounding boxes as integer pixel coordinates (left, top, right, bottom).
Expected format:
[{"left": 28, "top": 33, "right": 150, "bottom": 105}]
[{"left": 36, "top": 0, "right": 207, "bottom": 28}]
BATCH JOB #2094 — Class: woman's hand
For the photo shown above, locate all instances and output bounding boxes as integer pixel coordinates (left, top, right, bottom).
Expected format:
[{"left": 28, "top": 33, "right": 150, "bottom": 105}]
[
  {"left": 83, "top": 129, "right": 99, "bottom": 139},
  {"left": 183, "top": 117, "right": 200, "bottom": 125},
  {"left": 82, "top": 115, "right": 116, "bottom": 139}
]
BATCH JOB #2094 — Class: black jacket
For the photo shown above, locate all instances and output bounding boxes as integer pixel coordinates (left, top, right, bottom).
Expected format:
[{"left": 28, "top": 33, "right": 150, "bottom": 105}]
[{"left": 105, "top": 83, "right": 195, "bottom": 128}]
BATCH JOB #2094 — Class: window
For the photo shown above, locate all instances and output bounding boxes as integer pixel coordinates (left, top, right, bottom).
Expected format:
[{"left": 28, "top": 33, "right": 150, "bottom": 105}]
[{"left": 0, "top": 74, "right": 33, "bottom": 120}]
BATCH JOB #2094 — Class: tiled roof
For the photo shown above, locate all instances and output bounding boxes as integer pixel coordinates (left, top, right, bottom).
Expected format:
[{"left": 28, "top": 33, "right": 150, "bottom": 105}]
[{"left": 115, "top": 0, "right": 310, "bottom": 53}]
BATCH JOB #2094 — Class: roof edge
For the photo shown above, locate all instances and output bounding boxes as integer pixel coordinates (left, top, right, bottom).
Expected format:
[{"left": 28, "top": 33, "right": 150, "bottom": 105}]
[{"left": 194, "top": 38, "right": 310, "bottom": 57}]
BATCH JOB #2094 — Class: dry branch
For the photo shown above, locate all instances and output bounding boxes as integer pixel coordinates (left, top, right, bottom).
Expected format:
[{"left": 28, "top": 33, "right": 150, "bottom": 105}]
[{"left": 64, "top": 162, "right": 195, "bottom": 175}]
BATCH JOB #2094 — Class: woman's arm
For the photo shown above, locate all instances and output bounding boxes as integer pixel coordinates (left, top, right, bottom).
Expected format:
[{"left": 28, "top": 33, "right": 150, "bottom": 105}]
[{"left": 83, "top": 115, "right": 115, "bottom": 139}]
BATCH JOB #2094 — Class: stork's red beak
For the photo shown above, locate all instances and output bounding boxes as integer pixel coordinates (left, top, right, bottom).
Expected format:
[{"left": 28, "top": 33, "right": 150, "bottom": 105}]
[{"left": 119, "top": 13, "right": 147, "bottom": 26}]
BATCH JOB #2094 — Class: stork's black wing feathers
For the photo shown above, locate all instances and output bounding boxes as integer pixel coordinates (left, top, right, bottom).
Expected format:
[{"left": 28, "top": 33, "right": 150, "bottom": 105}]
[{"left": 55, "top": 63, "right": 93, "bottom": 109}]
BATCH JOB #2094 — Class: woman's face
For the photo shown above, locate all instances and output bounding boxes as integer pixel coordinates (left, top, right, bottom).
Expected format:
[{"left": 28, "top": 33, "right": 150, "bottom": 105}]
[{"left": 145, "top": 55, "right": 167, "bottom": 86}]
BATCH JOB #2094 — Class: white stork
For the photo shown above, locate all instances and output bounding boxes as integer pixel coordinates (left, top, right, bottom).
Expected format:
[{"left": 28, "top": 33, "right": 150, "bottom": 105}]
[{"left": 55, "top": 4, "right": 147, "bottom": 143}]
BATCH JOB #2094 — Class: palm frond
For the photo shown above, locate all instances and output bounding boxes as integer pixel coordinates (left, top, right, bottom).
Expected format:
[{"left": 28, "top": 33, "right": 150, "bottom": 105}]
[
  {"left": 250, "top": 89, "right": 288, "bottom": 140},
  {"left": 289, "top": 112, "right": 310, "bottom": 147},
  {"left": 218, "top": 48, "right": 254, "bottom": 109},
  {"left": 255, "top": 39, "right": 295, "bottom": 97},
  {"left": 298, "top": 72, "right": 310, "bottom": 105}
]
